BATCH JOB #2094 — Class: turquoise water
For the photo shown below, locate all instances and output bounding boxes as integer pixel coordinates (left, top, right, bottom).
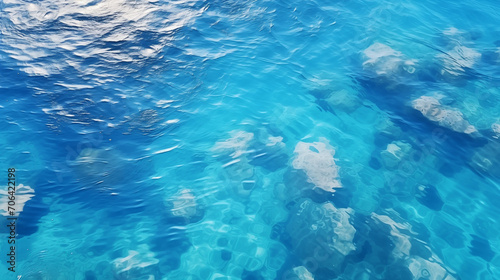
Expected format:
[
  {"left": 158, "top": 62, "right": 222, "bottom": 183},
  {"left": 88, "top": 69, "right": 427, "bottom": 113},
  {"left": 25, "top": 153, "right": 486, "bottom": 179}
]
[{"left": 0, "top": 0, "right": 499, "bottom": 279}]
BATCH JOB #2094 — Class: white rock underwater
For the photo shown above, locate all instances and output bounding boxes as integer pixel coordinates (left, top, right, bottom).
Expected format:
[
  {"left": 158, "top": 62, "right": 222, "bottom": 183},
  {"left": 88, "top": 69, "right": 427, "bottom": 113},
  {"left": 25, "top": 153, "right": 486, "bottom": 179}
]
[
  {"left": 438, "top": 45, "right": 481, "bottom": 76},
  {"left": 362, "top": 43, "right": 417, "bottom": 77},
  {"left": 292, "top": 138, "right": 342, "bottom": 193},
  {"left": 411, "top": 95, "right": 478, "bottom": 135},
  {"left": 164, "top": 188, "right": 204, "bottom": 223}
]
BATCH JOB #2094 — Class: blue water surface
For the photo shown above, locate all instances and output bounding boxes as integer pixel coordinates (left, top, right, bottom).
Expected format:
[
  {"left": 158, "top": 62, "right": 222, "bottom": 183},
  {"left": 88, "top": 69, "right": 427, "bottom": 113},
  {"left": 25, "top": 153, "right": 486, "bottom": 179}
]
[{"left": 1, "top": 0, "right": 499, "bottom": 279}]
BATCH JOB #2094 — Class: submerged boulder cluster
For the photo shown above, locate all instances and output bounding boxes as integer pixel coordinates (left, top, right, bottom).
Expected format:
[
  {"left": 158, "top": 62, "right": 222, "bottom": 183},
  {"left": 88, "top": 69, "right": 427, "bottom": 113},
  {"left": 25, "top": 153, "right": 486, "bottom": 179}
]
[
  {"left": 105, "top": 27, "right": 498, "bottom": 280},
  {"left": 359, "top": 36, "right": 500, "bottom": 185},
  {"left": 360, "top": 36, "right": 497, "bottom": 139},
  {"left": 167, "top": 129, "right": 458, "bottom": 279}
]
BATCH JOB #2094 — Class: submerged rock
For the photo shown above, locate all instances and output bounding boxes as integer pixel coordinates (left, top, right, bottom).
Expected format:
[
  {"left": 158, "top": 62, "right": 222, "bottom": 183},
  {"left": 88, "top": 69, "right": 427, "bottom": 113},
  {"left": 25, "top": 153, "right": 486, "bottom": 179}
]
[
  {"left": 286, "top": 199, "right": 356, "bottom": 275},
  {"left": 222, "top": 156, "right": 257, "bottom": 197},
  {"left": 438, "top": 45, "right": 481, "bottom": 76},
  {"left": 212, "top": 130, "right": 258, "bottom": 197},
  {"left": 492, "top": 123, "right": 500, "bottom": 138},
  {"left": 166, "top": 189, "right": 203, "bottom": 222},
  {"left": 411, "top": 95, "right": 477, "bottom": 134},
  {"left": 407, "top": 256, "right": 457, "bottom": 280},
  {"left": 380, "top": 141, "right": 412, "bottom": 170},
  {"left": 369, "top": 214, "right": 458, "bottom": 280},
  {"left": 440, "top": 28, "right": 482, "bottom": 46},
  {"left": 212, "top": 130, "right": 254, "bottom": 159},
  {"left": 113, "top": 244, "right": 160, "bottom": 280},
  {"left": 362, "top": 43, "right": 416, "bottom": 77},
  {"left": 283, "top": 266, "right": 315, "bottom": 280},
  {"left": 323, "top": 89, "right": 362, "bottom": 113},
  {"left": 292, "top": 138, "right": 342, "bottom": 193},
  {"left": 370, "top": 214, "right": 412, "bottom": 259},
  {"left": 213, "top": 129, "right": 288, "bottom": 197}
]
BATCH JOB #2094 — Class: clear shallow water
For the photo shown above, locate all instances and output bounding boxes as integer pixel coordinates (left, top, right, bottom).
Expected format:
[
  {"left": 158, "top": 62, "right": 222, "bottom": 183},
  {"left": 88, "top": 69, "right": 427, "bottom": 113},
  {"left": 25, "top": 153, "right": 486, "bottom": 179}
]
[{"left": 0, "top": 0, "right": 499, "bottom": 279}]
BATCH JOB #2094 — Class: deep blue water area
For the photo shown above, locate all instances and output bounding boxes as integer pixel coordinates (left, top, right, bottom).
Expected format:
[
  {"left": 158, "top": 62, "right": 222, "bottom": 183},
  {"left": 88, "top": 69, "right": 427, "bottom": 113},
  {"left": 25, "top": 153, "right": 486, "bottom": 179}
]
[{"left": 1, "top": 0, "right": 499, "bottom": 279}]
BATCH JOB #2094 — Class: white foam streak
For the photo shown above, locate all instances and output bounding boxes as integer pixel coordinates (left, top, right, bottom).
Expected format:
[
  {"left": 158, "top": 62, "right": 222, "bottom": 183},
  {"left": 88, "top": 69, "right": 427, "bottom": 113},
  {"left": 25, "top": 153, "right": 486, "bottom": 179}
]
[{"left": 153, "top": 145, "right": 179, "bottom": 155}]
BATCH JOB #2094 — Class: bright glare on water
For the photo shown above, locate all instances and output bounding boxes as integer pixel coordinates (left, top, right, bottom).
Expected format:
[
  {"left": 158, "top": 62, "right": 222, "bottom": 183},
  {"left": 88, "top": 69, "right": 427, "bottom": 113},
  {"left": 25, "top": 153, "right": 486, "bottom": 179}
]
[{"left": 0, "top": 0, "right": 499, "bottom": 279}]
